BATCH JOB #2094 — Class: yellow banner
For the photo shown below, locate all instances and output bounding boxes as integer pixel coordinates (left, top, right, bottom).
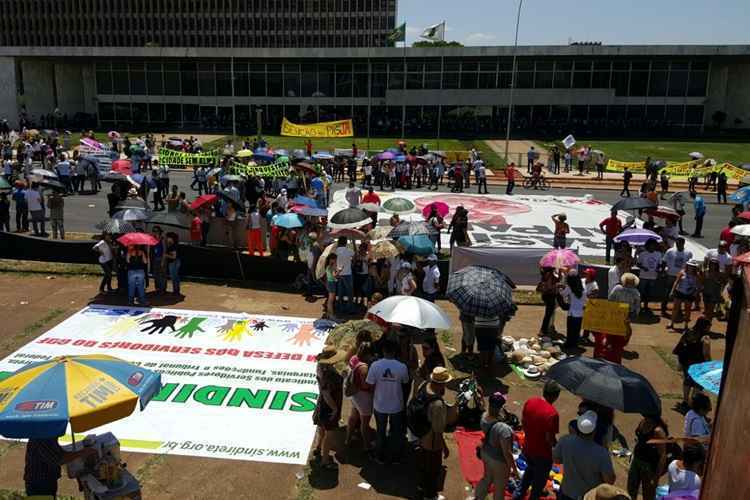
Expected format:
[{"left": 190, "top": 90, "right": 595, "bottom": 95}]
[
  {"left": 661, "top": 160, "right": 701, "bottom": 177},
  {"left": 280, "top": 118, "right": 354, "bottom": 138},
  {"left": 606, "top": 159, "right": 645, "bottom": 173},
  {"left": 582, "top": 299, "right": 630, "bottom": 336},
  {"left": 715, "top": 162, "right": 747, "bottom": 180}
]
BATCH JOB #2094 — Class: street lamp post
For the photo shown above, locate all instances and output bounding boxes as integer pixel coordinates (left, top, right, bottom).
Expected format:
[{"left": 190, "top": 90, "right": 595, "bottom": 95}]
[{"left": 503, "top": 0, "right": 524, "bottom": 165}]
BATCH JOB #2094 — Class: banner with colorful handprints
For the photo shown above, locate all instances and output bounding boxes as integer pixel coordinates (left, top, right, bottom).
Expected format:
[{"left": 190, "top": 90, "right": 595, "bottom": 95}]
[
  {"left": 0, "top": 305, "right": 328, "bottom": 464},
  {"left": 228, "top": 159, "right": 291, "bottom": 178},
  {"left": 280, "top": 117, "right": 354, "bottom": 138},
  {"left": 158, "top": 148, "right": 220, "bottom": 167}
]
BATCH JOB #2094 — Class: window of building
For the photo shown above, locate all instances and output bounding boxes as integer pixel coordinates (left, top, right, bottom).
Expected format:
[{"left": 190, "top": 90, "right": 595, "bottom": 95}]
[
  {"left": 268, "top": 71, "right": 283, "bottom": 97},
  {"left": 216, "top": 71, "right": 232, "bottom": 96},
  {"left": 96, "top": 70, "right": 113, "bottom": 94},
  {"left": 612, "top": 71, "right": 629, "bottom": 96},
  {"left": 371, "top": 72, "right": 387, "bottom": 97},
  {"left": 646, "top": 105, "right": 665, "bottom": 120},
  {"left": 148, "top": 103, "right": 165, "bottom": 122},
  {"left": 181, "top": 65, "right": 198, "bottom": 96},
  {"left": 666, "top": 105, "right": 684, "bottom": 124},
  {"left": 183, "top": 104, "right": 200, "bottom": 123},
  {"left": 684, "top": 105, "right": 704, "bottom": 125},
  {"left": 199, "top": 70, "right": 216, "bottom": 96},
  {"left": 132, "top": 103, "right": 148, "bottom": 126},
  {"left": 515, "top": 71, "right": 533, "bottom": 89},
  {"left": 648, "top": 69, "right": 668, "bottom": 97},
  {"left": 114, "top": 103, "right": 132, "bottom": 123},
  {"left": 629, "top": 70, "right": 648, "bottom": 96},
  {"left": 98, "top": 102, "right": 115, "bottom": 121},
  {"left": 687, "top": 70, "right": 708, "bottom": 97}
]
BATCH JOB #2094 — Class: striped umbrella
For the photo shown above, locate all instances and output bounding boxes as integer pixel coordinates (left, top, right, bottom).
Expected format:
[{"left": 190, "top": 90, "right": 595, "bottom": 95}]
[
  {"left": 388, "top": 221, "right": 439, "bottom": 238},
  {"left": 446, "top": 265, "right": 516, "bottom": 318},
  {"left": 94, "top": 219, "right": 137, "bottom": 234},
  {"left": 0, "top": 355, "right": 161, "bottom": 438}
]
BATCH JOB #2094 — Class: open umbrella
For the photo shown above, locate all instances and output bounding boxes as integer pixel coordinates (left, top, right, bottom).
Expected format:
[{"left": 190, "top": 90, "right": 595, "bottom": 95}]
[
  {"left": 292, "top": 195, "right": 318, "bottom": 208},
  {"left": 217, "top": 190, "right": 244, "bottom": 210},
  {"left": 272, "top": 213, "right": 304, "bottom": 229},
  {"left": 329, "top": 207, "right": 371, "bottom": 230},
  {"left": 36, "top": 179, "right": 65, "bottom": 191},
  {"left": 107, "top": 131, "right": 121, "bottom": 140},
  {"left": 376, "top": 151, "right": 395, "bottom": 161},
  {"left": 422, "top": 201, "right": 449, "bottom": 218},
  {"left": 539, "top": 249, "right": 580, "bottom": 269},
  {"left": 612, "top": 197, "right": 657, "bottom": 212},
  {"left": 395, "top": 155, "right": 407, "bottom": 163},
  {"left": 101, "top": 172, "right": 137, "bottom": 185},
  {"left": 221, "top": 174, "right": 243, "bottom": 183},
  {"left": 292, "top": 149, "right": 307, "bottom": 160},
  {"left": 0, "top": 177, "right": 11, "bottom": 190},
  {"left": 730, "top": 225, "right": 750, "bottom": 237},
  {"left": 447, "top": 265, "right": 516, "bottom": 318},
  {"left": 236, "top": 149, "right": 253, "bottom": 158},
  {"left": 736, "top": 211, "right": 750, "bottom": 221},
  {"left": 703, "top": 159, "right": 717, "bottom": 167},
  {"left": 359, "top": 202, "right": 381, "bottom": 213},
  {"left": 0, "top": 354, "right": 161, "bottom": 439},
  {"left": 687, "top": 361, "right": 722, "bottom": 395},
  {"left": 111, "top": 159, "right": 132, "bottom": 175},
  {"left": 312, "top": 152, "right": 333, "bottom": 161},
  {"left": 547, "top": 356, "right": 661, "bottom": 414},
  {"left": 368, "top": 226, "right": 393, "bottom": 241},
  {"left": 252, "top": 151, "right": 274, "bottom": 162},
  {"left": 315, "top": 242, "right": 338, "bottom": 279},
  {"left": 291, "top": 206, "right": 328, "bottom": 217},
  {"left": 31, "top": 168, "right": 58, "bottom": 179},
  {"left": 94, "top": 219, "right": 136, "bottom": 234},
  {"left": 383, "top": 197, "right": 416, "bottom": 214},
  {"left": 294, "top": 162, "right": 318, "bottom": 176},
  {"left": 116, "top": 198, "right": 149, "bottom": 210},
  {"left": 329, "top": 228, "right": 367, "bottom": 240},
  {"left": 729, "top": 186, "right": 750, "bottom": 204},
  {"left": 190, "top": 194, "right": 218, "bottom": 211},
  {"left": 113, "top": 209, "right": 150, "bottom": 222},
  {"left": 395, "top": 234, "right": 435, "bottom": 255},
  {"left": 388, "top": 221, "right": 439, "bottom": 238},
  {"left": 117, "top": 232, "right": 160, "bottom": 246},
  {"left": 644, "top": 206, "right": 680, "bottom": 221},
  {"left": 146, "top": 211, "right": 190, "bottom": 229},
  {"left": 688, "top": 152, "right": 703, "bottom": 159},
  {"left": 614, "top": 228, "right": 662, "bottom": 246},
  {"left": 367, "top": 295, "right": 451, "bottom": 330},
  {"left": 371, "top": 240, "right": 402, "bottom": 259}
]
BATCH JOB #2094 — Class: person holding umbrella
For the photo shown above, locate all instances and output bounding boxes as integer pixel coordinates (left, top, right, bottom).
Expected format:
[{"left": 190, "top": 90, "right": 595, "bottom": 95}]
[
  {"left": 93, "top": 232, "right": 116, "bottom": 294},
  {"left": 126, "top": 242, "right": 150, "bottom": 306}
]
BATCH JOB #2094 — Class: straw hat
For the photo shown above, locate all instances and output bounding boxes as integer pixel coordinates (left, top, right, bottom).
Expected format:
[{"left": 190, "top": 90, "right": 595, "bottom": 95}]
[
  {"left": 583, "top": 484, "right": 631, "bottom": 500},
  {"left": 430, "top": 366, "right": 453, "bottom": 384},
  {"left": 523, "top": 365, "right": 541, "bottom": 379},
  {"left": 316, "top": 345, "right": 346, "bottom": 365},
  {"left": 621, "top": 272, "right": 639, "bottom": 287}
]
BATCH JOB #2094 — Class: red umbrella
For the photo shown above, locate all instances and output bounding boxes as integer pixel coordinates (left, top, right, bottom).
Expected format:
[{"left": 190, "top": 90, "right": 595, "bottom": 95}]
[
  {"left": 733, "top": 252, "right": 750, "bottom": 265},
  {"left": 644, "top": 206, "right": 680, "bottom": 221},
  {"left": 117, "top": 232, "right": 159, "bottom": 247},
  {"left": 190, "top": 194, "right": 218, "bottom": 211},
  {"left": 737, "top": 211, "right": 750, "bottom": 220},
  {"left": 422, "top": 201, "right": 449, "bottom": 218},
  {"left": 111, "top": 159, "right": 132, "bottom": 175}
]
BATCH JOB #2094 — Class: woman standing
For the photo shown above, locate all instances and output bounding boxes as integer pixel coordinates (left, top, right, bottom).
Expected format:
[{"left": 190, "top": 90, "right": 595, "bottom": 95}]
[
  {"left": 324, "top": 253, "right": 340, "bottom": 320},
  {"left": 448, "top": 206, "right": 470, "bottom": 249},
  {"left": 551, "top": 213, "right": 570, "bottom": 249},
  {"left": 537, "top": 267, "right": 560, "bottom": 336},
  {"left": 93, "top": 232, "right": 115, "bottom": 294},
  {"left": 560, "top": 270, "right": 586, "bottom": 349},
  {"left": 474, "top": 392, "right": 518, "bottom": 500},
  {"left": 415, "top": 336, "right": 446, "bottom": 393},
  {"left": 701, "top": 259, "right": 723, "bottom": 324},
  {"left": 673, "top": 318, "right": 711, "bottom": 412},
  {"left": 627, "top": 414, "right": 669, "bottom": 500},
  {"left": 165, "top": 232, "right": 181, "bottom": 296},
  {"left": 345, "top": 342, "right": 375, "bottom": 452},
  {"left": 312, "top": 347, "right": 344, "bottom": 469},
  {"left": 126, "top": 244, "right": 150, "bottom": 306},
  {"left": 668, "top": 261, "right": 702, "bottom": 331},
  {"left": 398, "top": 262, "right": 417, "bottom": 296}
]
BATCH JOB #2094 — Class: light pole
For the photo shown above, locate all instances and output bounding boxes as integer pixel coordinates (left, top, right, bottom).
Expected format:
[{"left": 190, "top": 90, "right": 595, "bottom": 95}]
[{"left": 503, "top": 0, "right": 524, "bottom": 165}]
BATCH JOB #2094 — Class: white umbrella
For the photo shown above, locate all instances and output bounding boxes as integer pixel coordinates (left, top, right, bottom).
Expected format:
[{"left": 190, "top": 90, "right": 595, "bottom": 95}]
[
  {"left": 689, "top": 152, "right": 704, "bottom": 159},
  {"left": 367, "top": 295, "right": 451, "bottom": 330},
  {"left": 113, "top": 209, "right": 150, "bottom": 222},
  {"left": 703, "top": 159, "right": 717, "bottom": 167},
  {"left": 315, "top": 243, "right": 337, "bottom": 280},
  {"left": 730, "top": 225, "right": 750, "bottom": 237}
]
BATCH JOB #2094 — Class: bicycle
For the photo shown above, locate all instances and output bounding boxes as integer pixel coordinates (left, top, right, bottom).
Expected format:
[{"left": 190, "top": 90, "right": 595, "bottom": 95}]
[{"left": 522, "top": 174, "right": 551, "bottom": 191}]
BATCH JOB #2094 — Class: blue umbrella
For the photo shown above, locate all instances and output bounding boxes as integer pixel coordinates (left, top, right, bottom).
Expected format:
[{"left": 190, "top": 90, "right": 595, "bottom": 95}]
[
  {"left": 395, "top": 155, "right": 407, "bottom": 162},
  {"left": 292, "top": 149, "right": 307, "bottom": 159},
  {"left": 272, "top": 213, "right": 304, "bottom": 229},
  {"left": 687, "top": 360, "right": 722, "bottom": 395},
  {"left": 396, "top": 234, "right": 435, "bottom": 255},
  {"left": 130, "top": 173, "right": 145, "bottom": 185},
  {"left": 274, "top": 149, "right": 289, "bottom": 157},
  {"left": 295, "top": 206, "right": 328, "bottom": 217},
  {"left": 313, "top": 152, "right": 334, "bottom": 160},
  {"left": 729, "top": 186, "right": 750, "bottom": 204},
  {"left": 253, "top": 151, "right": 274, "bottom": 162},
  {"left": 292, "top": 195, "right": 317, "bottom": 208},
  {"left": 311, "top": 177, "right": 324, "bottom": 191}
]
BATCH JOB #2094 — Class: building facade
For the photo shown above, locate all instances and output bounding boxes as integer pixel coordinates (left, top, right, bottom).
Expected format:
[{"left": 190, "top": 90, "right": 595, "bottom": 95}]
[
  {"left": 1, "top": 45, "right": 749, "bottom": 136},
  {"left": 0, "top": 0, "right": 397, "bottom": 49}
]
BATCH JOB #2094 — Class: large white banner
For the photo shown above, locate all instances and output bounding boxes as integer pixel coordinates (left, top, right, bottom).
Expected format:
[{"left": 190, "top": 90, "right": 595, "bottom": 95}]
[
  {"left": 0, "top": 305, "right": 328, "bottom": 464},
  {"left": 331, "top": 190, "right": 706, "bottom": 259}
]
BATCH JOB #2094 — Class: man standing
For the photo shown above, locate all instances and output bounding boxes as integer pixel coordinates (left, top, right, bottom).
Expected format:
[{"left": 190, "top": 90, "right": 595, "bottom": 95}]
[
  {"left": 0, "top": 192, "right": 10, "bottom": 232},
  {"left": 54, "top": 154, "right": 72, "bottom": 194},
  {"left": 690, "top": 191, "right": 705, "bottom": 238},
  {"left": 477, "top": 161, "right": 488, "bottom": 194},
  {"left": 422, "top": 254, "right": 440, "bottom": 302},
  {"left": 595, "top": 153, "right": 605, "bottom": 180},
  {"left": 553, "top": 411, "right": 616, "bottom": 500},
  {"left": 717, "top": 171, "right": 728, "bottom": 204},
  {"left": 598, "top": 210, "right": 622, "bottom": 264},
  {"left": 345, "top": 181, "right": 361, "bottom": 208},
  {"left": 505, "top": 163, "right": 516, "bottom": 195},
  {"left": 335, "top": 236, "right": 355, "bottom": 313},
  {"left": 47, "top": 190, "right": 65, "bottom": 240},
  {"left": 157, "top": 160, "right": 170, "bottom": 198},
  {"left": 513, "top": 381, "right": 561, "bottom": 500},
  {"left": 362, "top": 159, "right": 373, "bottom": 188},
  {"left": 12, "top": 182, "right": 28, "bottom": 232},
  {"left": 366, "top": 340, "right": 410, "bottom": 465},
  {"left": 25, "top": 183, "right": 46, "bottom": 236},
  {"left": 552, "top": 145, "right": 561, "bottom": 174},
  {"left": 661, "top": 237, "right": 692, "bottom": 316},
  {"left": 669, "top": 191, "right": 687, "bottom": 235},
  {"left": 527, "top": 146, "right": 535, "bottom": 173},
  {"left": 636, "top": 238, "right": 663, "bottom": 313},
  {"left": 362, "top": 186, "right": 381, "bottom": 206},
  {"left": 620, "top": 167, "right": 632, "bottom": 197},
  {"left": 704, "top": 240, "right": 733, "bottom": 276},
  {"left": 416, "top": 367, "right": 451, "bottom": 500}
]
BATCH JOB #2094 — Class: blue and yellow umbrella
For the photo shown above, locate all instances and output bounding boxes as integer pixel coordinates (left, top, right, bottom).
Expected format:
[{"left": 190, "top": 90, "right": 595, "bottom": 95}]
[{"left": 0, "top": 355, "right": 162, "bottom": 439}]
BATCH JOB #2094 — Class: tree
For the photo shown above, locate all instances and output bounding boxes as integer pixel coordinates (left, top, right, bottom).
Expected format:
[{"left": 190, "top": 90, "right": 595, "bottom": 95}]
[
  {"left": 412, "top": 40, "right": 464, "bottom": 48},
  {"left": 712, "top": 110, "right": 727, "bottom": 129}
]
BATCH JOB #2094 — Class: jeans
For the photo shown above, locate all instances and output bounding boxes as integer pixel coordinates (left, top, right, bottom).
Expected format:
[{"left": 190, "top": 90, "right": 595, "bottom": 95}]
[
  {"left": 15, "top": 205, "right": 28, "bottom": 231},
  {"left": 605, "top": 235, "right": 614, "bottom": 264},
  {"left": 693, "top": 215, "right": 704, "bottom": 236},
  {"left": 477, "top": 177, "right": 488, "bottom": 194},
  {"left": 418, "top": 447, "right": 444, "bottom": 498},
  {"left": 627, "top": 456, "right": 659, "bottom": 500},
  {"left": 374, "top": 410, "right": 404, "bottom": 462},
  {"left": 201, "top": 221, "right": 210, "bottom": 246},
  {"left": 30, "top": 209, "right": 45, "bottom": 235},
  {"left": 168, "top": 259, "right": 181, "bottom": 294},
  {"left": 51, "top": 218, "right": 64, "bottom": 239},
  {"left": 565, "top": 315, "right": 583, "bottom": 347},
  {"left": 621, "top": 183, "right": 631, "bottom": 197},
  {"left": 99, "top": 261, "right": 114, "bottom": 292},
  {"left": 506, "top": 180, "right": 515, "bottom": 195},
  {"left": 128, "top": 269, "right": 147, "bottom": 304},
  {"left": 336, "top": 274, "right": 354, "bottom": 312},
  {"left": 638, "top": 278, "right": 657, "bottom": 308},
  {"left": 152, "top": 262, "right": 166, "bottom": 293},
  {"left": 541, "top": 293, "right": 556, "bottom": 334},
  {"left": 513, "top": 455, "right": 552, "bottom": 500}
]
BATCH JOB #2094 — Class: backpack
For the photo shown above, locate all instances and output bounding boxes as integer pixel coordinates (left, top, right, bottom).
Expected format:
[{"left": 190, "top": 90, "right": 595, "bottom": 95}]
[{"left": 406, "top": 384, "right": 442, "bottom": 438}]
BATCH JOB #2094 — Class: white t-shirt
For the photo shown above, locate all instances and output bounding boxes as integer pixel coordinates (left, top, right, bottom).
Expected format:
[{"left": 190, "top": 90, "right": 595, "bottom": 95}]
[
  {"left": 365, "top": 358, "right": 409, "bottom": 414},
  {"left": 562, "top": 286, "right": 587, "bottom": 317},
  {"left": 637, "top": 250, "right": 663, "bottom": 280},
  {"left": 345, "top": 187, "right": 361, "bottom": 207},
  {"left": 684, "top": 410, "right": 710, "bottom": 437},
  {"left": 93, "top": 240, "right": 113, "bottom": 264},
  {"left": 663, "top": 249, "right": 693, "bottom": 277},
  {"left": 668, "top": 460, "right": 702, "bottom": 492},
  {"left": 25, "top": 189, "right": 43, "bottom": 211},
  {"left": 608, "top": 266, "right": 622, "bottom": 295},
  {"left": 584, "top": 280, "right": 599, "bottom": 298},
  {"left": 335, "top": 245, "right": 354, "bottom": 276},
  {"left": 364, "top": 164, "right": 372, "bottom": 176},
  {"left": 423, "top": 265, "right": 440, "bottom": 294},
  {"left": 705, "top": 249, "right": 732, "bottom": 273},
  {"left": 478, "top": 165, "right": 486, "bottom": 178},
  {"left": 400, "top": 273, "right": 414, "bottom": 295}
]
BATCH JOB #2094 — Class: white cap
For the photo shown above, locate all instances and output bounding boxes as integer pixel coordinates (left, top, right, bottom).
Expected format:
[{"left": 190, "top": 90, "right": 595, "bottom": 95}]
[
  {"left": 400, "top": 261, "right": 412, "bottom": 269},
  {"left": 427, "top": 254, "right": 438, "bottom": 262},
  {"left": 577, "top": 410, "right": 597, "bottom": 435}
]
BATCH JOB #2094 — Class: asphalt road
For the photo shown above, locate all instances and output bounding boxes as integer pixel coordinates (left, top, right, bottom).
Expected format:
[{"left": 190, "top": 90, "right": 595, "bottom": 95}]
[{"left": 5, "top": 170, "right": 733, "bottom": 244}]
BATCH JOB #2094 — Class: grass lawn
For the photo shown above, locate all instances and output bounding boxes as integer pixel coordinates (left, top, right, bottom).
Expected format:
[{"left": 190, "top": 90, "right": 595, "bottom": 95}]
[{"left": 537, "top": 139, "right": 750, "bottom": 165}]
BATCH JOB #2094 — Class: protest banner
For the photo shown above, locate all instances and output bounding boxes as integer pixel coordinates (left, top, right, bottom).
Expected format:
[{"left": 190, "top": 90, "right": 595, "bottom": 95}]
[
  {"left": 715, "top": 162, "right": 746, "bottom": 179},
  {"left": 0, "top": 306, "right": 328, "bottom": 464},
  {"left": 582, "top": 299, "right": 630, "bottom": 336},
  {"left": 280, "top": 118, "right": 354, "bottom": 138},
  {"left": 606, "top": 159, "right": 645, "bottom": 173},
  {"left": 158, "top": 148, "right": 220, "bottom": 168},
  {"left": 562, "top": 134, "right": 576, "bottom": 149},
  {"left": 228, "top": 159, "right": 291, "bottom": 178}
]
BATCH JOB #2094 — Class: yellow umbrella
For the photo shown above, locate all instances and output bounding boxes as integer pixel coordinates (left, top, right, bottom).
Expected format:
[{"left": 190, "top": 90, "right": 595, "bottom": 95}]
[{"left": 236, "top": 149, "right": 253, "bottom": 158}]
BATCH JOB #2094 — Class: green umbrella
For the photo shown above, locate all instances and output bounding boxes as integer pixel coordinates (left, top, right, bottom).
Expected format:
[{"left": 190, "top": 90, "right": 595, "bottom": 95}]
[
  {"left": 383, "top": 197, "right": 416, "bottom": 214},
  {"left": 0, "top": 177, "right": 11, "bottom": 190}
]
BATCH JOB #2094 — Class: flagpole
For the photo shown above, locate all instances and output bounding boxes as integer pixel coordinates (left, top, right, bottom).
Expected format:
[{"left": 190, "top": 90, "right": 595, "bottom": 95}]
[
  {"left": 367, "top": 44, "right": 371, "bottom": 152},
  {"left": 504, "top": 0, "right": 523, "bottom": 164},
  {"left": 401, "top": 24, "right": 407, "bottom": 141}
]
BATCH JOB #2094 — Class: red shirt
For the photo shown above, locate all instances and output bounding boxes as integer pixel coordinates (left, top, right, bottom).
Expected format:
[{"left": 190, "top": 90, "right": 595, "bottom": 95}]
[
  {"left": 720, "top": 226, "right": 735, "bottom": 246},
  {"left": 190, "top": 216, "right": 202, "bottom": 242},
  {"left": 600, "top": 216, "right": 622, "bottom": 238},
  {"left": 521, "top": 397, "right": 559, "bottom": 460},
  {"left": 362, "top": 192, "right": 381, "bottom": 205},
  {"left": 505, "top": 166, "right": 516, "bottom": 181}
]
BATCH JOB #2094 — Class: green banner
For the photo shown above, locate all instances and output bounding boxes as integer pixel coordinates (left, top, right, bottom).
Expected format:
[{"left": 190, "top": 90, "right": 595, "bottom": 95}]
[
  {"left": 158, "top": 148, "right": 220, "bottom": 167},
  {"left": 228, "top": 159, "right": 291, "bottom": 178}
]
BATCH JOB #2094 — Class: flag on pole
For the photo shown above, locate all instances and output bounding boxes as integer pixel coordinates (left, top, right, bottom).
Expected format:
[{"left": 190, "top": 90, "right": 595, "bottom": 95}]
[
  {"left": 421, "top": 22, "right": 446, "bottom": 41},
  {"left": 388, "top": 23, "right": 406, "bottom": 43}
]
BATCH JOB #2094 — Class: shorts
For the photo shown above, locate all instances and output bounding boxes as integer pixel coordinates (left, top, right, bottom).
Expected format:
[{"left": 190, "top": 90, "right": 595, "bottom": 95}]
[
  {"left": 351, "top": 391, "right": 373, "bottom": 417},
  {"left": 674, "top": 290, "right": 695, "bottom": 301},
  {"left": 553, "top": 235, "right": 566, "bottom": 248},
  {"left": 326, "top": 280, "right": 337, "bottom": 294},
  {"left": 680, "top": 365, "right": 699, "bottom": 388},
  {"left": 462, "top": 320, "right": 475, "bottom": 347},
  {"left": 475, "top": 327, "right": 498, "bottom": 353},
  {"left": 702, "top": 285, "right": 723, "bottom": 304}
]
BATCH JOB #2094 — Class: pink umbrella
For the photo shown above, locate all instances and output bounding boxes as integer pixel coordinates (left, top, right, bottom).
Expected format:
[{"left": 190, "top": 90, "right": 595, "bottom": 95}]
[
  {"left": 111, "top": 159, "right": 132, "bottom": 175},
  {"left": 117, "top": 232, "right": 159, "bottom": 247},
  {"left": 539, "top": 249, "right": 580, "bottom": 270},
  {"left": 108, "top": 130, "right": 121, "bottom": 140},
  {"left": 422, "top": 201, "right": 449, "bottom": 218}
]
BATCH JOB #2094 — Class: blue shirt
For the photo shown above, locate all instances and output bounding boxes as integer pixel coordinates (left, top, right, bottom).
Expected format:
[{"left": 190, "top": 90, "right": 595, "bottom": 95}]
[
  {"left": 12, "top": 188, "right": 27, "bottom": 206},
  {"left": 55, "top": 161, "right": 71, "bottom": 176},
  {"left": 693, "top": 196, "right": 706, "bottom": 217}
]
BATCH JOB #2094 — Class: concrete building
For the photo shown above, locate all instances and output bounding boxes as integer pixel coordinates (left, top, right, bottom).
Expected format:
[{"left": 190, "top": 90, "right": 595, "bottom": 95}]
[{"left": 1, "top": 44, "right": 749, "bottom": 136}]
